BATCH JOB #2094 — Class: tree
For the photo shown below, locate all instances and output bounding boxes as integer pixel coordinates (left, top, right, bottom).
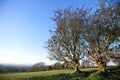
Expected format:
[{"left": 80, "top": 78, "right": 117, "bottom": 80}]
[
  {"left": 46, "top": 8, "right": 88, "bottom": 73},
  {"left": 30, "top": 62, "right": 46, "bottom": 71},
  {"left": 46, "top": 65, "right": 53, "bottom": 70},
  {"left": 83, "top": 0, "right": 120, "bottom": 72},
  {"left": 52, "top": 62, "right": 63, "bottom": 70},
  {"left": 46, "top": 0, "right": 120, "bottom": 73}
]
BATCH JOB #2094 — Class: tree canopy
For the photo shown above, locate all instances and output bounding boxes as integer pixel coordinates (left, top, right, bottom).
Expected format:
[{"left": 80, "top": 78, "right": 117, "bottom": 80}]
[{"left": 46, "top": 0, "right": 120, "bottom": 73}]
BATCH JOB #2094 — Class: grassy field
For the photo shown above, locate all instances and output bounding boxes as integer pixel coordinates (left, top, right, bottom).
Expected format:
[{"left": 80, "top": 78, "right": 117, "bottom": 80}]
[
  {"left": 0, "top": 67, "right": 120, "bottom": 80},
  {"left": 0, "top": 70, "right": 74, "bottom": 80}
]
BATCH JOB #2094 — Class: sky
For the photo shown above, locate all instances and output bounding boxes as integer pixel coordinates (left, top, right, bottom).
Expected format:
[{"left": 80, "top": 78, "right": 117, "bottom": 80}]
[{"left": 0, "top": 0, "right": 100, "bottom": 65}]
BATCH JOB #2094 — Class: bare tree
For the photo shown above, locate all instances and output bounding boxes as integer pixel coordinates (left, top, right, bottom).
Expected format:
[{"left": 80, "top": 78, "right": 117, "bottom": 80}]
[
  {"left": 83, "top": 0, "right": 120, "bottom": 72},
  {"left": 46, "top": 0, "right": 120, "bottom": 73},
  {"left": 46, "top": 8, "right": 88, "bottom": 73}
]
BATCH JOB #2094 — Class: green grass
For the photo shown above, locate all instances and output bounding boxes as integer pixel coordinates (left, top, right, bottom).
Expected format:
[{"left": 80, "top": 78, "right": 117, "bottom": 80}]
[
  {"left": 0, "top": 70, "right": 74, "bottom": 80},
  {"left": 80, "top": 67, "right": 98, "bottom": 71},
  {"left": 0, "top": 68, "right": 120, "bottom": 80}
]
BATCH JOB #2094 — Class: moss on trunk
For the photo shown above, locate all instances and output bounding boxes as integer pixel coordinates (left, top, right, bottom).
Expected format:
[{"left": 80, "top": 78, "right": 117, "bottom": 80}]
[
  {"left": 75, "top": 64, "right": 79, "bottom": 72},
  {"left": 97, "top": 61, "right": 106, "bottom": 72},
  {"left": 96, "top": 56, "right": 106, "bottom": 72},
  {"left": 73, "top": 63, "right": 81, "bottom": 73}
]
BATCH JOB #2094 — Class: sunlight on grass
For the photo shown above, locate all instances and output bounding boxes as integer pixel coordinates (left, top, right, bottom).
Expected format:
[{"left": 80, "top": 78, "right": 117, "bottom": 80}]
[
  {"left": 0, "top": 70, "right": 74, "bottom": 80},
  {"left": 0, "top": 68, "right": 120, "bottom": 80}
]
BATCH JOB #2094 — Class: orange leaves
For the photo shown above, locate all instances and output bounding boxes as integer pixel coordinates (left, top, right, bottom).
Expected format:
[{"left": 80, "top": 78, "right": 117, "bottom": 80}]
[
  {"left": 91, "top": 50, "right": 95, "bottom": 57},
  {"left": 103, "top": 59, "right": 108, "bottom": 63}
]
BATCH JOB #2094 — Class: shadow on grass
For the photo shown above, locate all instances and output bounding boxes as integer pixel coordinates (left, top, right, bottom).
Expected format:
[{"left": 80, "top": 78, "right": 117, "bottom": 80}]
[
  {"left": 28, "top": 73, "right": 72, "bottom": 80},
  {"left": 28, "top": 70, "right": 96, "bottom": 80},
  {"left": 16, "top": 72, "right": 120, "bottom": 80},
  {"left": 17, "top": 67, "right": 120, "bottom": 80}
]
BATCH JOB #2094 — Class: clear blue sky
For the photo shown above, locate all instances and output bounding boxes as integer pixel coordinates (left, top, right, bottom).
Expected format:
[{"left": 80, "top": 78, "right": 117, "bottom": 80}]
[{"left": 0, "top": 0, "right": 99, "bottom": 65}]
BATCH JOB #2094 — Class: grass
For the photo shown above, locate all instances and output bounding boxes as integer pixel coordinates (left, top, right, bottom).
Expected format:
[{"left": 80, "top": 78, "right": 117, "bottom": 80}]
[
  {"left": 0, "top": 67, "right": 120, "bottom": 80},
  {"left": 0, "top": 70, "right": 74, "bottom": 80}
]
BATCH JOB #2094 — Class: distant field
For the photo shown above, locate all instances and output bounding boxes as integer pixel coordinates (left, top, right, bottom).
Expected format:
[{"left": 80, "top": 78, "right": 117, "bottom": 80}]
[{"left": 0, "top": 67, "right": 120, "bottom": 80}]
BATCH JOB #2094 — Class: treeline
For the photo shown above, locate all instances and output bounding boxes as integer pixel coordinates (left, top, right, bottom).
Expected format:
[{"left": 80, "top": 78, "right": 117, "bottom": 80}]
[
  {"left": 28, "top": 62, "right": 72, "bottom": 72},
  {"left": 0, "top": 62, "right": 119, "bottom": 73},
  {"left": 0, "top": 64, "right": 31, "bottom": 73},
  {"left": 0, "top": 62, "right": 72, "bottom": 73},
  {"left": 28, "top": 61, "right": 120, "bottom": 72}
]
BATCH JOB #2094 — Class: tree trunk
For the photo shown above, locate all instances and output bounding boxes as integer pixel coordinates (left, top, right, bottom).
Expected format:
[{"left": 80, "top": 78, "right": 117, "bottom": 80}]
[
  {"left": 96, "top": 56, "right": 106, "bottom": 73},
  {"left": 97, "top": 61, "right": 106, "bottom": 72},
  {"left": 74, "top": 63, "right": 81, "bottom": 73}
]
